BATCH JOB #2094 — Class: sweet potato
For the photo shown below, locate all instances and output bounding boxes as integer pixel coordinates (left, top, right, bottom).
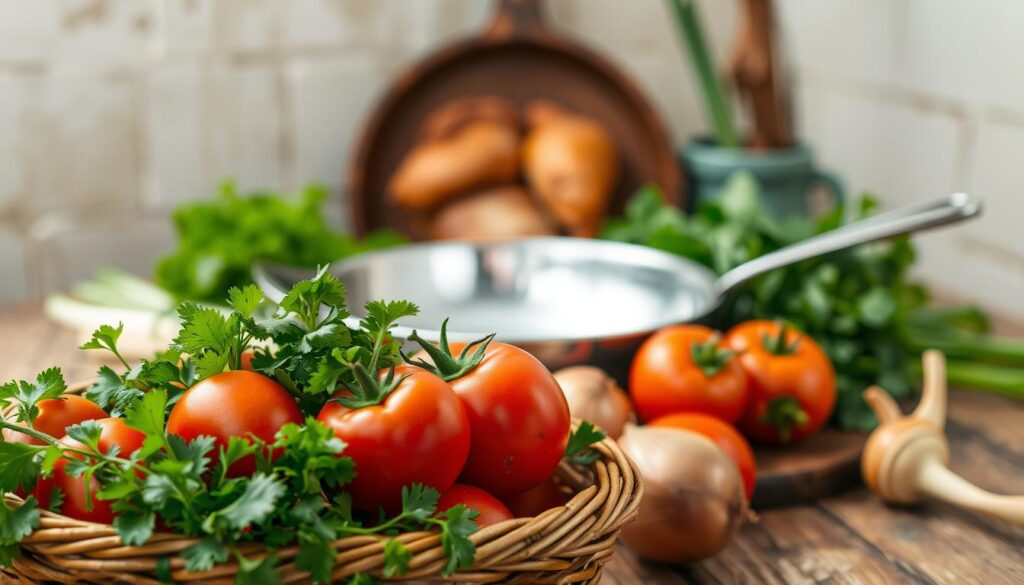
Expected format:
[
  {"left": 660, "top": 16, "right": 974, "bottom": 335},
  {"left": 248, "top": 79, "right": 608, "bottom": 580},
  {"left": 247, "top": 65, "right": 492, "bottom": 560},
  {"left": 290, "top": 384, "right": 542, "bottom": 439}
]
[
  {"left": 420, "top": 96, "right": 518, "bottom": 142},
  {"left": 430, "top": 186, "right": 555, "bottom": 241},
  {"left": 389, "top": 121, "right": 520, "bottom": 212},
  {"left": 521, "top": 102, "right": 618, "bottom": 237}
]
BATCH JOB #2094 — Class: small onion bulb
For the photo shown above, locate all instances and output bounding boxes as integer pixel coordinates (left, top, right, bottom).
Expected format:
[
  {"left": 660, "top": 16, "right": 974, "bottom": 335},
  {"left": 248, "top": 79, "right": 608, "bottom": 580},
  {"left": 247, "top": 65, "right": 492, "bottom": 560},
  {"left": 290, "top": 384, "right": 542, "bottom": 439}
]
[
  {"left": 553, "top": 366, "right": 633, "bottom": 439},
  {"left": 618, "top": 425, "right": 747, "bottom": 563}
]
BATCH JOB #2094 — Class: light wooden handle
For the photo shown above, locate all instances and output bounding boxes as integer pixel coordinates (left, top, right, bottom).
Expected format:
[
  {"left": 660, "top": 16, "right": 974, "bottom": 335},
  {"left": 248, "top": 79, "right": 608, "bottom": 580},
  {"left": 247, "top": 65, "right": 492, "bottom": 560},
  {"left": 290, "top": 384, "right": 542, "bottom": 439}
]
[
  {"left": 918, "top": 456, "right": 1024, "bottom": 525},
  {"left": 862, "top": 350, "right": 1024, "bottom": 526}
]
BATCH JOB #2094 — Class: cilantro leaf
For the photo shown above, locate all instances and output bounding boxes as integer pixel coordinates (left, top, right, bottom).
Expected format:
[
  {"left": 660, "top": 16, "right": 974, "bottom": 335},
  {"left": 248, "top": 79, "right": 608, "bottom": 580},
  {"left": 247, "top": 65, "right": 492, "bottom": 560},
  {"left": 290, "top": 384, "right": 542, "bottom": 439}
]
[
  {"left": 0, "top": 543, "right": 21, "bottom": 567},
  {"left": 46, "top": 486, "right": 65, "bottom": 512},
  {"left": 439, "top": 505, "right": 478, "bottom": 576},
  {"left": 85, "top": 365, "right": 126, "bottom": 412},
  {"left": 235, "top": 553, "right": 281, "bottom": 585},
  {"left": 360, "top": 300, "right": 419, "bottom": 341},
  {"left": 141, "top": 474, "right": 177, "bottom": 507},
  {"left": 228, "top": 285, "right": 265, "bottom": 319},
  {"left": 205, "top": 474, "right": 285, "bottom": 532},
  {"left": 0, "top": 498, "right": 40, "bottom": 544},
  {"left": 295, "top": 539, "right": 335, "bottom": 584},
  {"left": 0, "top": 367, "right": 67, "bottom": 424},
  {"left": 0, "top": 442, "right": 43, "bottom": 493},
  {"left": 401, "top": 484, "right": 439, "bottom": 522},
  {"left": 80, "top": 323, "right": 124, "bottom": 355},
  {"left": 565, "top": 421, "right": 606, "bottom": 466},
  {"left": 174, "top": 303, "right": 231, "bottom": 355},
  {"left": 383, "top": 538, "right": 411, "bottom": 577},
  {"left": 123, "top": 390, "right": 168, "bottom": 437},
  {"left": 65, "top": 420, "right": 103, "bottom": 452},
  {"left": 113, "top": 511, "right": 155, "bottom": 546},
  {"left": 193, "top": 350, "right": 230, "bottom": 380},
  {"left": 347, "top": 574, "right": 378, "bottom": 585},
  {"left": 181, "top": 536, "right": 229, "bottom": 572}
]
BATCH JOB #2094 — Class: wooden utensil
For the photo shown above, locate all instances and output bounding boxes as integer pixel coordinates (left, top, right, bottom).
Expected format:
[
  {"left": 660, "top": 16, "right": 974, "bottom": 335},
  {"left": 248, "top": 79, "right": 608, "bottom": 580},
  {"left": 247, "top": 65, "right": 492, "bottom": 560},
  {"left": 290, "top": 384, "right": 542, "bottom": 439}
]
[
  {"left": 730, "top": 0, "right": 792, "bottom": 149},
  {"left": 347, "top": 0, "right": 682, "bottom": 238},
  {"left": 862, "top": 350, "right": 1024, "bottom": 525}
]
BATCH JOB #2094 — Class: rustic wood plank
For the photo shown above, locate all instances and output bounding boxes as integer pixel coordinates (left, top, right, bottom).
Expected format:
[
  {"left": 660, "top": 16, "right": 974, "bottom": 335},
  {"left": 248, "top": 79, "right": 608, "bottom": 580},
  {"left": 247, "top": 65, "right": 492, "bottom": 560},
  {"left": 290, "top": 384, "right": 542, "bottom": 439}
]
[
  {"left": 946, "top": 390, "right": 1024, "bottom": 459},
  {"left": 817, "top": 419, "right": 1024, "bottom": 585}
]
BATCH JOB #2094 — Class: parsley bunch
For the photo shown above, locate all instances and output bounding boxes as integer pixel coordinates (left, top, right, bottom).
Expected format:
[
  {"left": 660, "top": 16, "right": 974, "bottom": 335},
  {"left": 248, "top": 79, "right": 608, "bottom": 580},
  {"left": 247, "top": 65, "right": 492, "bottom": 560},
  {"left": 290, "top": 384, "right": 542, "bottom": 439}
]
[{"left": 155, "top": 181, "right": 404, "bottom": 303}]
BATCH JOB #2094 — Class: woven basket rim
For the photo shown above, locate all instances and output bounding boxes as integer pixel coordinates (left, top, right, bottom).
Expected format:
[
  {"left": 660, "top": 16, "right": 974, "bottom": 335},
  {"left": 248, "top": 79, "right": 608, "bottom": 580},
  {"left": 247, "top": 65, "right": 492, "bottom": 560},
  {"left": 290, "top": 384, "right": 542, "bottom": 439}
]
[{"left": 3, "top": 379, "right": 643, "bottom": 584}]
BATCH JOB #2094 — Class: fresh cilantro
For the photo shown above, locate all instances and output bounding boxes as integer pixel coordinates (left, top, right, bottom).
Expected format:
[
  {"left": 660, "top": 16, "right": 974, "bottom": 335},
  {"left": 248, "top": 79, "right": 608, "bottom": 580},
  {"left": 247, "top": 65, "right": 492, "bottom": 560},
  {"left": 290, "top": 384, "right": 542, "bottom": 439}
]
[
  {"left": 155, "top": 181, "right": 403, "bottom": 303},
  {"left": 0, "top": 367, "right": 67, "bottom": 424},
  {"left": 124, "top": 390, "right": 168, "bottom": 437},
  {"left": 0, "top": 442, "right": 44, "bottom": 493},
  {"left": 228, "top": 285, "right": 265, "bottom": 319},
  {"left": 84, "top": 365, "right": 125, "bottom": 413},
  {"left": 235, "top": 552, "right": 281, "bottom": 585},
  {"left": 113, "top": 511, "right": 155, "bottom": 546},
  {"left": 437, "top": 505, "right": 478, "bottom": 576},
  {"left": 564, "top": 421, "right": 606, "bottom": 466},
  {"left": 203, "top": 474, "right": 285, "bottom": 532},
  {"left": 296, "top": 539, "right": 336, "bottom": 584},
  {"left": 0, "top": 497, "right": 40, "bottom": 543},
  {"left": 181, "top": 536, "right": 229, "bottom": 572},
  {"left": 383, "top": 538, "right": 411, "bottom": 577},
  {"left": 400, "top": 483, "right": 439, "bottom": 522},
  {"left": 80, "top": 323, "right": 129, "bottom": 368},
  {"left": 65, "top": 420, "right": 103, "bottom": 451}
]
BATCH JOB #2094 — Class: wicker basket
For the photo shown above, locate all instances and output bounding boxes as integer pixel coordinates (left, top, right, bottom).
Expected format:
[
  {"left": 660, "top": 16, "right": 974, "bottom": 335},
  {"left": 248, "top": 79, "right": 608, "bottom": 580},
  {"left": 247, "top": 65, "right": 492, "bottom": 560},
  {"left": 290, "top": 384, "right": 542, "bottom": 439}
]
[{"left": 2, "top": 382, "right": 642, "bottom": 584}]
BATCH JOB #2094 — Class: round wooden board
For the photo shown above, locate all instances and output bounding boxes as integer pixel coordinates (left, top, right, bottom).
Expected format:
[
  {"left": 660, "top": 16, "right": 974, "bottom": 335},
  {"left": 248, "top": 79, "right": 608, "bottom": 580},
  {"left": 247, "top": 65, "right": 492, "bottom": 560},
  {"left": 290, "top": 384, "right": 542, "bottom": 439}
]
[{"left": 751, "top": 428, "right": 868, "bottom": 508}]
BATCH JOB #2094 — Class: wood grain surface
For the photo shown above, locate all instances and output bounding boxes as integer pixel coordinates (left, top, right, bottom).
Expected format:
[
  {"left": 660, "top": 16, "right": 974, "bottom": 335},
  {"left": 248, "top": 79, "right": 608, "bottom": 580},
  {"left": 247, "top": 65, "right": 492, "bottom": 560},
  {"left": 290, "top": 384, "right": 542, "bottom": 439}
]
[{"left": 2, "top": 305, "right": 1022, "bottom": 585}]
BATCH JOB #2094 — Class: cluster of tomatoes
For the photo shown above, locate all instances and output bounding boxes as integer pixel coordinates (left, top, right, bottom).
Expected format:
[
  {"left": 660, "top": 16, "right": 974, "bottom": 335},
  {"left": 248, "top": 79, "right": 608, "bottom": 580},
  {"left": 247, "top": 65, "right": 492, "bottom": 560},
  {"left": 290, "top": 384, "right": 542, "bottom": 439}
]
[
  {"left": 629, "top": 320, "right": 838, "bottom": 499},
  {"left": 6, "top": 340, "right": 574, "bottom": 528}
]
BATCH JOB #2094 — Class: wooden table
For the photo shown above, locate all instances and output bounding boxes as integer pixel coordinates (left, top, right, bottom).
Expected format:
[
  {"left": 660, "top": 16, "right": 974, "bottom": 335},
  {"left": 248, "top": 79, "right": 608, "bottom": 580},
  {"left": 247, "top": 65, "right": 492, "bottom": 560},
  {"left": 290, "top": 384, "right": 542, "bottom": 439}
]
[{"left": 2, "top": 305, "right": 1022, "bottom": 584}]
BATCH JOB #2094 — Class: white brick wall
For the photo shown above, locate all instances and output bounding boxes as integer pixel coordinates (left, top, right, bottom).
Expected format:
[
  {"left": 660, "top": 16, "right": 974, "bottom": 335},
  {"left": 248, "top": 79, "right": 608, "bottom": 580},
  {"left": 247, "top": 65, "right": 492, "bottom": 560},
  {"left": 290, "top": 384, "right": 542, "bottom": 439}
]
[{"left": 0, "top": 0, "right": 1021, "bottom": 318}]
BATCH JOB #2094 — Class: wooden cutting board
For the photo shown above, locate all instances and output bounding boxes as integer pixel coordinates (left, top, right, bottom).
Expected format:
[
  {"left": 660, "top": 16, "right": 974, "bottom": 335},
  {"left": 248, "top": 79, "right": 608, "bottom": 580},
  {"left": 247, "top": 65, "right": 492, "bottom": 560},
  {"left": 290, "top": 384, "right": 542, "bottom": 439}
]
[{"left": 751, "top": 428, "right": 867, "bottom": 508}]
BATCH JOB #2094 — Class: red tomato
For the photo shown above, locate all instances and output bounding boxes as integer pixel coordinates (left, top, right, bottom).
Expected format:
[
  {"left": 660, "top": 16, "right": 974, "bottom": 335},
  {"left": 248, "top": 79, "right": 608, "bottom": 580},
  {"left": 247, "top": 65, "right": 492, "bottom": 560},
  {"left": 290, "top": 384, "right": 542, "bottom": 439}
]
[
  {"left": 240, "top": 350, "right": 255, "bottom": 371},
  {"left": 2, "top": 394, "right": 106, "bottom": 445},
  {"left": 444, "top": 342, "right": 570, "bottom": 496},
  {"left": 437, "top": 483, "right": 514, "bottom": 528},
  {"left": 317, "top": 366, "right": 470, "bottom": 512},
  {"left": 35, "top": 417, "right": 145, "bottom": 524},
  {"left": 723, "top": 321, "right": 837, "bottom": 444},
  {"left": 630, "top": 325, "right": 749, "bottom": 423},
  {"left": 649, "top": 413, "right": 757, "bottom": 501},
  {"left": 501, "top": 477, "right": 567, "bottom": 518},
  {"left": 166, "top": 370, "right": 303, "bottom": 476}
]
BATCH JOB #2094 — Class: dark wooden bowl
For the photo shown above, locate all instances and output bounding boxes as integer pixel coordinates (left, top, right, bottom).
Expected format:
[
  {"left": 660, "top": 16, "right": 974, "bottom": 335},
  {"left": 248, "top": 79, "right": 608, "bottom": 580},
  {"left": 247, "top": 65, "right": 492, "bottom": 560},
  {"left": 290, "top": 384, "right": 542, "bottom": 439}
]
[{"left": 347, "top": 0, "right": 683, "bottom": 238}]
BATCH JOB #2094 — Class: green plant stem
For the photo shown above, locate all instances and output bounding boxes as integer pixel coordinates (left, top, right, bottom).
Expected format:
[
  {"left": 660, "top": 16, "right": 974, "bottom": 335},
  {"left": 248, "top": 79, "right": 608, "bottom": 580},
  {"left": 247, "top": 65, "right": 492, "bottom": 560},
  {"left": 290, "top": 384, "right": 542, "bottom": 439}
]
[
  {"left": 905, "top": 328, "right": 1024, "bottom": 366},
  {"left": 667, "top": 0, "right": 739, "bottom": 147},
  {"left": 910, "top": 360, "right": 1024, "bottom": 399},
  {"left": 0, "top": 421, "right": 151, "bottom": 474}
]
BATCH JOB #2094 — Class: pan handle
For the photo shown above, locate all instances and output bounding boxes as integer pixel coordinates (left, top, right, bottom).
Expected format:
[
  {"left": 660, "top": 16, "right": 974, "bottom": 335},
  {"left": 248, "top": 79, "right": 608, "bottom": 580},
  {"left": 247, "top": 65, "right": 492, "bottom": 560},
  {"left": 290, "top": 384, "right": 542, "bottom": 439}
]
[
  {"left": 485, "top": 0, "right": 545, "bottom": 39},
  {"left": 713, "top": 193, "right": 982, "bottom": 301}
]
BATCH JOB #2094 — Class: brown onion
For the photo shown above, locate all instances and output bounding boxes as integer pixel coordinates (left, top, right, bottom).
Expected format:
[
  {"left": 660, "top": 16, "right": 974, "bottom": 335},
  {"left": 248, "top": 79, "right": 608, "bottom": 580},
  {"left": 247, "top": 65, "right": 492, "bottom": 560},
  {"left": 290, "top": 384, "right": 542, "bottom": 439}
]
[
  {"left": 553, "top": 366, "right": 633, "bottom": 439},
  {"left": 618, "top": 425, "right": 747, "bottom": 563}
]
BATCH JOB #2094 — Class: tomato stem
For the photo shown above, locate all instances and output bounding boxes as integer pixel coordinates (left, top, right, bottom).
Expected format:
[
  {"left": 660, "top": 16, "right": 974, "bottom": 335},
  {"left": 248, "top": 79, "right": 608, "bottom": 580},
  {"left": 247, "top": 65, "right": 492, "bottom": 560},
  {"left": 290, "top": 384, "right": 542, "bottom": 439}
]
[
  {"left": 689, "top": 333, "right": 736, "bottom": 377},
  {"left": 334, "top": 362, "right": 404, "bottom": 409},
  {"left": 762, "top": 321, "right": 800, "bottom": 356},
  {"left": 759, "top": 396, "right": 809, "bottom": 443},
  {"left": 404, "top": 319, "right": 496, "bottom": 382}
]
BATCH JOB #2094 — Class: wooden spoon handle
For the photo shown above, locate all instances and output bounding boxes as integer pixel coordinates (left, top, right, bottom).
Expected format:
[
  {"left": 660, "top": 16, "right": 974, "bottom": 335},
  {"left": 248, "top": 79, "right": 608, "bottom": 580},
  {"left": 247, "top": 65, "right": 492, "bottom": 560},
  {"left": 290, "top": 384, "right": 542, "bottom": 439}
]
[{"left": 918, "top": 457, "right": 1024, "bottom": 526}]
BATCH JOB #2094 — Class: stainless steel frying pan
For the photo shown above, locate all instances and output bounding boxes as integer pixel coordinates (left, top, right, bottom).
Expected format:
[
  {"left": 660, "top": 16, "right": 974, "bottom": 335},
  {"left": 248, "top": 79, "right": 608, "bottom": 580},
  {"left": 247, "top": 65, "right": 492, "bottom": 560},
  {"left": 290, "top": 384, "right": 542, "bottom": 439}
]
[{"left": 254, "top": 194, "right": 980, "bottom": 376}]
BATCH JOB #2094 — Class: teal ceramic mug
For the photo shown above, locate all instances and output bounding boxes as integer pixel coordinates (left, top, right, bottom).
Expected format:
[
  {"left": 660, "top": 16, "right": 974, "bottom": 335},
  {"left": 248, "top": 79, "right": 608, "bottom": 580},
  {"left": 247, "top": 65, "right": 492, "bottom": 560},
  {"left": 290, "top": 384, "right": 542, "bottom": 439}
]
[{"left": 682, "top": 139, "right": 844, "bottom": 217}]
